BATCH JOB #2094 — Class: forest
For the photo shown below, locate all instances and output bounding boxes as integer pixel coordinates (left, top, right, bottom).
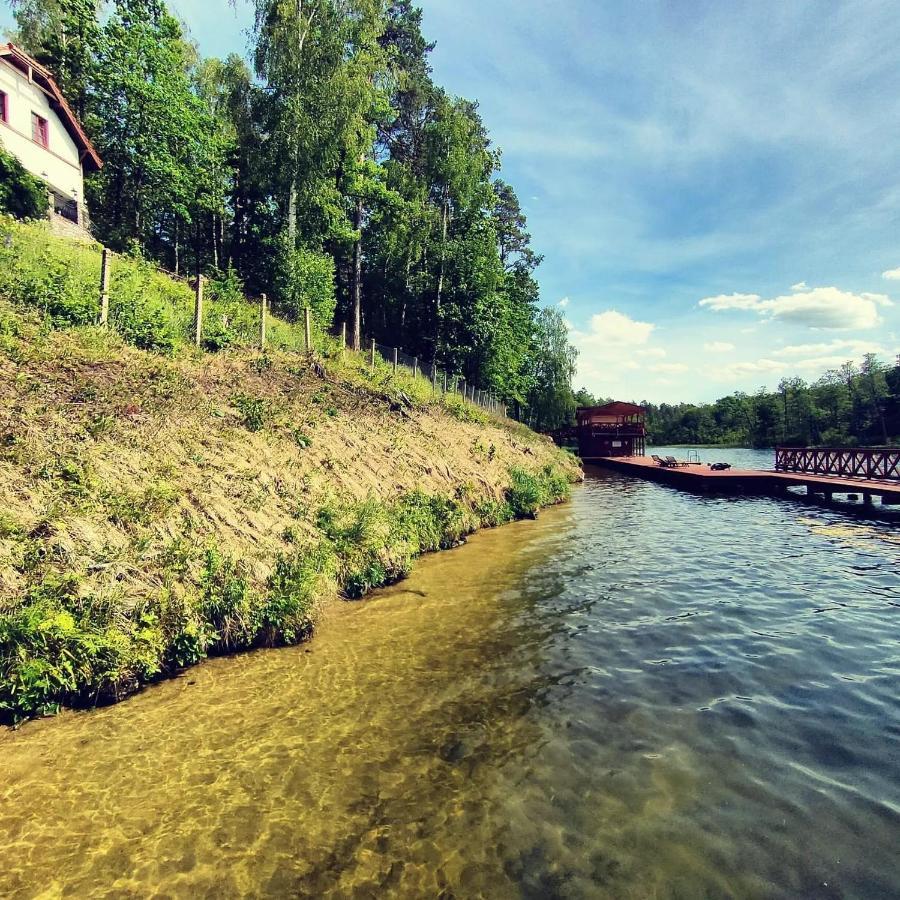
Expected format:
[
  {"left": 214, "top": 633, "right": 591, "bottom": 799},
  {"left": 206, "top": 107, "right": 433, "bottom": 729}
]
[
  {"left": 4, "top": 0, "right": 578, "bottom": 427},
  {"left": 637, "top": 355, "right": 900, "bottom": 448}
]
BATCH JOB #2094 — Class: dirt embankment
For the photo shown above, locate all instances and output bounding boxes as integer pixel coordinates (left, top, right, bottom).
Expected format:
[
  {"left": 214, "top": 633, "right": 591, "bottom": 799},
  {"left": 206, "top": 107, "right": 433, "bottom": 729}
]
[{"left": 0, "top": 307, "right": 580, "bottom": 722}]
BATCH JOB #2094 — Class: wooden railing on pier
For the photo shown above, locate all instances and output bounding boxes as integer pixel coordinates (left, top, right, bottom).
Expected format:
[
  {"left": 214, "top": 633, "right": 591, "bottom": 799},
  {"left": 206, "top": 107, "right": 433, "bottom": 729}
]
[{"left": 775, "top": 447, "right": 900, "bottom": 482}]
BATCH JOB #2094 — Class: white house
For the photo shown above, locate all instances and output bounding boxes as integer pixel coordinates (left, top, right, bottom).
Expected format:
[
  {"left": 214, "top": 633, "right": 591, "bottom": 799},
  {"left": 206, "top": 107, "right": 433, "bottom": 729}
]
[{"left": 0, "top": 43, "right": 101, "bottom": 228}]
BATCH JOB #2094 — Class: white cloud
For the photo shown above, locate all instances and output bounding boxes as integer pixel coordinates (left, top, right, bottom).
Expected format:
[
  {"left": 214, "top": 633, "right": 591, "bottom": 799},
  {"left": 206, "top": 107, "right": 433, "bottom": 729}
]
[
  {"left": 703, "top": 341, "right": 736, "bottom": 352},
  {"left": 882, "top": 268, "right": 900, "bottom": 280},
  {"left": 698, "top": 292, "right": 762, "bottom": 311},
  {"left": 569, "top": 310, "right": 664, "bottom": 399},
  {"left": 578, "top": 309, "right": 655, "bottom": 345},
  {"left": 703, "top": 358, "right": 787, "bottom": 380},
  {"left": 700, "top": 284, "right": 892, "bottom": 329},
  {"left": 557, "top": 296, "right": 570, "bottom": 308},
  {"left": 791, "top": 281, "right": 808, "bottom": 291},
  {"left": 760, "top": 287, "right": 891, "bottom": 329},
  {"left": 650, "top": 362, "right": 690, "bottom": 374},
  {"left": 773, "top": 338, "right": 887, "bottom": 358}
]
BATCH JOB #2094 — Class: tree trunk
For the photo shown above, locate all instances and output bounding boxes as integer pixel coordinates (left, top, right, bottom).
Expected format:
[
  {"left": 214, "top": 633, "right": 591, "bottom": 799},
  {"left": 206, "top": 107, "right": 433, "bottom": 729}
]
[
  {"left": 351, "top": 197, "right": 364, "bottom": 351},
  {"left": 211, "top": 215, "right": 219, "bottom": 270},
  {"left": 288, "top": 181, "right": 298, "bottom": 248},
  {"left": 435, "top": 196, "right": 448, "bottom": 318}
]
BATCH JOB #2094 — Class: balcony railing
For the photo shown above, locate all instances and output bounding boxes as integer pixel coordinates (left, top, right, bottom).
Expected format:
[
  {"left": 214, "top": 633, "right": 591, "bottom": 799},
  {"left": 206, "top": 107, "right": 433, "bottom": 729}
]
[{"left": 775, "top": 447, "right": 900, "bottom": 482}]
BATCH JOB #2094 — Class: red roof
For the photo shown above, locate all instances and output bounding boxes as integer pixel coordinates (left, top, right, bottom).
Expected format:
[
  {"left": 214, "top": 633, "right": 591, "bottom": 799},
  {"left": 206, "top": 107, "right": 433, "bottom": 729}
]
[
  {"left": 0, "top": 43, "right": 102, "bottom": 172},
  {"left": 577, "top": 401, "right": 645, "bottom": 416}
]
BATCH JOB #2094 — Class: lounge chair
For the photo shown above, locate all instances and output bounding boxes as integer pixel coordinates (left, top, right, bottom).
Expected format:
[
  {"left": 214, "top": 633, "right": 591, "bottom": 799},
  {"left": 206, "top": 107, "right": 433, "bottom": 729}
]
[
  {"left": 665, "top": 455, "right": 691, "bottom": 467},
  {"left": 651, "top": 454, "right": 666, "bottom": 466}
]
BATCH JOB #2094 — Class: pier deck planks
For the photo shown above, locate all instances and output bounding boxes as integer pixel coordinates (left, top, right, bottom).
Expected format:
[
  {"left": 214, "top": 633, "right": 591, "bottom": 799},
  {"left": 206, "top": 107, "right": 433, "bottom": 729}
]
[{"left": 589, "top": 455, "right": 900, "bottom": 504}]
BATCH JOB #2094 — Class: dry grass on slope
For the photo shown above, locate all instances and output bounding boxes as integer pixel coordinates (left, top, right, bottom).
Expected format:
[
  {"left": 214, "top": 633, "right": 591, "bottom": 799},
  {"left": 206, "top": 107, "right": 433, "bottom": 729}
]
[{"left": 0, "top": 304, "right": 579, "bottom": 722}]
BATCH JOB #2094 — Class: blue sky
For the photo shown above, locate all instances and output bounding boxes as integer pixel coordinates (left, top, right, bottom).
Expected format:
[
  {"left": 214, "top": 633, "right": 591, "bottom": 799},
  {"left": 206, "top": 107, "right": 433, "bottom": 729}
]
[{"left": 4, "top": 0, "right": 900, "bottom": 403}]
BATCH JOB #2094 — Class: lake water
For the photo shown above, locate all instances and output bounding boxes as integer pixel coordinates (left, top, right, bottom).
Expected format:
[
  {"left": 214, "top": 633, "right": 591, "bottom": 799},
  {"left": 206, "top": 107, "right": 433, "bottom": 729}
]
[{"left": 1, "top": 451, "right": 898, "bottom": 898}]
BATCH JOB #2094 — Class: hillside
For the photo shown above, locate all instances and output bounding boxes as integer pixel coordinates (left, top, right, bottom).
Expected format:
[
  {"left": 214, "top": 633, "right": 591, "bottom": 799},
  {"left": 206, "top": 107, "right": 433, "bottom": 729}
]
[{"left": 0, "top": 229, "right": 580, "bottom": 724}]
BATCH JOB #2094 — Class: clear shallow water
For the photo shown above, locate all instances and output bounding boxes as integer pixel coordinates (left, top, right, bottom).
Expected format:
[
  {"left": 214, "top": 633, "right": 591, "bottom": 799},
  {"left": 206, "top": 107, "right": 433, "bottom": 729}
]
[{"left": 1, "top": 461, "right": 899, "bottom": 898}]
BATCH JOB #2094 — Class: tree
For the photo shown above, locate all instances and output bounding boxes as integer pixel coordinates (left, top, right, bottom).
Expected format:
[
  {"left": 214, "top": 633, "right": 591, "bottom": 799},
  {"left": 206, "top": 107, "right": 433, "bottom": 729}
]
[
  {"left": 9, "top": 0, "right": 100, "bottom": 119},
  {"left": 861, "top": 353, "right": 890, "bottom": 444},
  {"left": 87, "top": 0, "right": 228, "bottom": 267},
  {"left": 525, "top": 307, "right": 577, "bottom": 430}
]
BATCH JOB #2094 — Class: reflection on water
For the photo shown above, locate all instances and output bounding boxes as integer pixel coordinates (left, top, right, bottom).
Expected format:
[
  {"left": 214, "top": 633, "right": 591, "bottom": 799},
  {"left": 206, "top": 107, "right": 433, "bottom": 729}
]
[{"left": 1, "top": 462, "right": 899, "bottom": 898}]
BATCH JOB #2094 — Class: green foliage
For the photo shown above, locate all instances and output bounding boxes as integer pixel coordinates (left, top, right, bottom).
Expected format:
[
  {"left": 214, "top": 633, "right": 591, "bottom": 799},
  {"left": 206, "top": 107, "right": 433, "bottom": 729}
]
[
  {"left": 202, "top": 269, "right": 259, "bottom": 351},
  {"left": 232, "top": 394, "right": 267, "bottom": 432},
  {"left": 0, "top": 218, "right": 312, "bottom": 353},
  {"left": 0, "top": 148, "right": 48, "bottom": 220},
  {"left": 7, "top": 0, "right": 576, "bottom": 425},
  {"left": 0, "top": 456, "right": 572, "bottom": 723},
  {"left": 272, "top": 237, "right": 337, "bottom": 328},
  {"left": 505, "top": 464, "right": 571, "bottom": 519},
  {"left": 260, "top": 546, "right": 333, "bottom": 644},
  {"left": 645, "top": 353, "right": 900, "bottom": 447}
]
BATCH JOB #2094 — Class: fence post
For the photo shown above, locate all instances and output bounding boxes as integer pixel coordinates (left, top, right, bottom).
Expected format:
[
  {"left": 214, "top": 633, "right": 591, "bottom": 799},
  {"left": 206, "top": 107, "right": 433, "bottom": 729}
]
[
  {"left": 99, "top": 247, "right": 110, "bottom": 326},
  {"left": 443, "top": 372, "right": 447, "bottom": 393},
  {"left": 304, "top": 307, "right": 312, "bottom": 352},
  {"left": 413, "top": 356, "right": 418, "bottom": 378},
  {"left": 194, "top": 274, "right": 204, "bottom": 348},
  {"left": 460, "top": 378, "right": 466, "bottom": 399},
  {"left": 340, "top": 322, "right": 347, "bottom": 356},
  {"left": 431, "top": 365, "right": 437, "bottom": 393},
  {"left": 370, "top": 338, "right": 376, "bottom": 371},
  {"left": 259, "top": 293, "right": 267, "bottom": 349},
  {"left": 393, "top": 347, "right": 398, "bottom": 374}
]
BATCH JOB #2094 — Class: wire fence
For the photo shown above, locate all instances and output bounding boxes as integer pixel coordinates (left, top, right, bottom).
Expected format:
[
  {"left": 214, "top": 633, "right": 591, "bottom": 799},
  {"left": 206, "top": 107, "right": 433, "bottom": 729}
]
[
  {"left": 367, "top": 338, "right": 507, "bottom": 416},
  {"left": 90, "top": 246, "right": 508, "bottom": 418}
]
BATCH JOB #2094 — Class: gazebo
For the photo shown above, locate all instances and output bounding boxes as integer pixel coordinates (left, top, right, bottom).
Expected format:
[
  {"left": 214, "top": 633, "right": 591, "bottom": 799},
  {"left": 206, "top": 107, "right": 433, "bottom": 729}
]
[{"left": 575, "top": 401, "right": 646, "bottom": 461}]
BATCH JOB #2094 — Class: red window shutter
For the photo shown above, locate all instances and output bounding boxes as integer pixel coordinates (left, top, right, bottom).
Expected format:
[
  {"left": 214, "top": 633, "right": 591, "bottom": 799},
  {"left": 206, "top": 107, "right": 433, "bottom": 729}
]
[{"left": 31, "top": 113, "right": 49, "bottom": 147}]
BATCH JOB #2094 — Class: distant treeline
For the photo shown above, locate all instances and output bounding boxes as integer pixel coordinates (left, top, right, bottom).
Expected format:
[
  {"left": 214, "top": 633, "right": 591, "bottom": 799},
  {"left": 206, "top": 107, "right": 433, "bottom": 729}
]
[
  {"left": 5, "top": 0, "right": 578, "bottom": 427},
  {"left": 604, "top": 354, "right": 900, "bottom": 448}
]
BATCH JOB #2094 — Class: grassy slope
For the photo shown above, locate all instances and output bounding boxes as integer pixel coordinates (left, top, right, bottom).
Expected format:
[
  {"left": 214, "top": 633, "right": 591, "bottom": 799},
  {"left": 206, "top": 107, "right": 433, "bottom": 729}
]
[{"left": 0, "top": 284, "right": 579, "bottom": 723}]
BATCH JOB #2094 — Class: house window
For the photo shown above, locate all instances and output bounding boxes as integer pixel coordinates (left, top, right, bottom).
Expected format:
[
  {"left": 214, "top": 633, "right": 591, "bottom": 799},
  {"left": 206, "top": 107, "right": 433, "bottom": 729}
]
[
  {"left": 31, "top": 112, "right": 49, "bottom": 148},
  {"left": 0, "top": 92, "right": 7, "bottom": 124}
]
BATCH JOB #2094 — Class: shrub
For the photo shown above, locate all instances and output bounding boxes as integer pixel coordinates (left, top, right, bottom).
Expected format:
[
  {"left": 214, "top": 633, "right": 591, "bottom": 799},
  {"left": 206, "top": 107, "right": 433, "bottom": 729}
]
[
  {"left": 259, "top": 544, "right": 333, "bottom": 644},
  {"left": 272, "top": 234, "right": 337, "bottom": 329},
  {"left": 505, "top": 464, "right": 571, "bottom": 519},
  {"left": 0, "top": 149, "right": 47, "bottom": 220},
  {"left": 232, "top": 393, "right": 267, "bottom": 431},
  {"left": 202, "top": 268, "right": 260, "bottom": 351}
]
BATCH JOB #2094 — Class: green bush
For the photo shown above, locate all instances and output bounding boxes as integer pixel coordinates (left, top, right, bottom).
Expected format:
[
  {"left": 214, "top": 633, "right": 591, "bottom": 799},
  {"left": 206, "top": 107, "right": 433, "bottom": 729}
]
[
  {"left": 272, "top": 233, "right": 337, "bottom": 329},
  {"left": 505, "top": 464, "right": 571, "bottom": 519},
  {"left": 0, "top": 149, "right": 47, "bottom": 220},
  {"left": 0, "top": 217, "right": 313, "bottom": 354},
  {"left": 232, "top": 393, "right": 267, "bottom": 431},
  {"left": 202, "top": 268, "right": 260, "bottom": 351}
]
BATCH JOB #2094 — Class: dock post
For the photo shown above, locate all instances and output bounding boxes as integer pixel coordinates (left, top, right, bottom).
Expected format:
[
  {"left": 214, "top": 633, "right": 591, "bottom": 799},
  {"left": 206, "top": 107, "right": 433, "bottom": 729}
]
[{"left": 99, "top": 247, "right": 110, "bottom": 326}]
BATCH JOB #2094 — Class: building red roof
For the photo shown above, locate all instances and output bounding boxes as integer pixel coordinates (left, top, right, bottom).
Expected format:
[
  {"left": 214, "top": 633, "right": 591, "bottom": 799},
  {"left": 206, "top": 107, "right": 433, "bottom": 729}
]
[
  {"left": 0, "top": 43, "right": 102, "bottom": 172},
  {"left": 577, "top": 401, "right": 645, "bottom": 417}
]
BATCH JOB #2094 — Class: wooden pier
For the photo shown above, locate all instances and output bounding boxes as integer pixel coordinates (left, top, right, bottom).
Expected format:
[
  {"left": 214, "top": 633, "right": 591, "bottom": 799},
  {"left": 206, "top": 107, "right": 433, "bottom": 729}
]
[{"left": 591, "top": 454, "right": 900, "bottom": 510}]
